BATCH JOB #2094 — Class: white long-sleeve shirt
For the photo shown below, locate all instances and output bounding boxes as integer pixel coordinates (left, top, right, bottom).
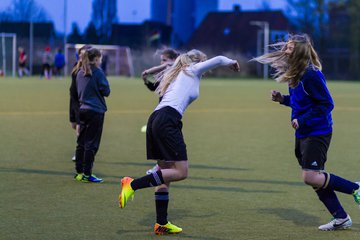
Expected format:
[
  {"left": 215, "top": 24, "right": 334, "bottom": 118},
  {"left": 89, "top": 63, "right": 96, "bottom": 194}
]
[{"left": 155, "top": 56, "right": 237, "bottom": 116}]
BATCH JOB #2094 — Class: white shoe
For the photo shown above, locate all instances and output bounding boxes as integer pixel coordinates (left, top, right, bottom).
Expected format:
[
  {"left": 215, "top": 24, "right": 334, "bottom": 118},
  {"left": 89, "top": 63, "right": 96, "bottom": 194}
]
[
  {"left": 72, "top": 154, "right": 76, "bottom": 161},
  {"left": 146, "top": 164, "right": 160, "bottom": 175},
  {"left": 318, "top": 215, "right": 352, "bottom": 231}
]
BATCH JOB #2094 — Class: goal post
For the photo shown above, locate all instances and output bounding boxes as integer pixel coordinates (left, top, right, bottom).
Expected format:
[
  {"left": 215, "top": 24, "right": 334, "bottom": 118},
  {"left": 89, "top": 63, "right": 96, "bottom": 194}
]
[
  {"left": 0, "top": 33, "right": 17, "bottom": 77},
  {"left": 65, "top": 43, "right": 134, "bottom": 77}
]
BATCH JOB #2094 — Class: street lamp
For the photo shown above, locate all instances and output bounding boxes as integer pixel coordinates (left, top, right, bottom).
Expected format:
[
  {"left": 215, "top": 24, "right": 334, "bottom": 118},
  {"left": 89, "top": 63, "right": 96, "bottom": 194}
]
[
  {"left": 64, "top": 0, "right": 67, "bottom": 52},
  {"left": 250, "top": 21, "right": 269, "bottom": 80},
  {"left": 29, "top": 11, "right": 34, "bottom": 75},
  {"left": 63, "top": 0, "right": 67, "bottom": 76}
]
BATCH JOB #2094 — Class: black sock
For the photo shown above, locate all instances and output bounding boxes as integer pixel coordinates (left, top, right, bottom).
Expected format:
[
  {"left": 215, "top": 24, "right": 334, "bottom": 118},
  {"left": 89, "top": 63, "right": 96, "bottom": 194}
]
[
  {"left": 155, "top": 191, "right": 169, "bottom": 225},
  {"left": 325, "top": 173, "right": 359, "bottom": 194},
  {"left": 131, "top": 170, "right": 164, "bottom": 190},
  {"left": 315, "top": 188, "right": 347, "bottom": 219}
]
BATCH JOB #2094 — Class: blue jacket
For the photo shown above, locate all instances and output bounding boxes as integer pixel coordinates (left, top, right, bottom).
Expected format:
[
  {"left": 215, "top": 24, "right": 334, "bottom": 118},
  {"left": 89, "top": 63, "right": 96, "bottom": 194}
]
[
  {"left": 281, "top": 66, "right": 334, "bottom": 138},
  {"left": 54, "top": 53, "right": 65, "bottom": 68},
  {"left": 76, "top": 65, "right": 110, "bottom": 113}
]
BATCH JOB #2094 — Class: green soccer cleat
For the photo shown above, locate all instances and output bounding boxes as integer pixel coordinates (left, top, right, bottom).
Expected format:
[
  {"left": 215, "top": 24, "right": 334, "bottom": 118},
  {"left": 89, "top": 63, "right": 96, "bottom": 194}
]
[
  {"left": 81, "top": 174, "right": 103, "bottom": 183},
  {"left": 74, "top": 173, "right": 83, "bottom": 181},
  {"left": 119, "top": 177, "right": 135, "bottom": 208},
  {"left": 154, "top": 222, "right": 182, "bottom": 235},
  {"left": 353, "top": 182, "right": 360, "bottom": 205}
]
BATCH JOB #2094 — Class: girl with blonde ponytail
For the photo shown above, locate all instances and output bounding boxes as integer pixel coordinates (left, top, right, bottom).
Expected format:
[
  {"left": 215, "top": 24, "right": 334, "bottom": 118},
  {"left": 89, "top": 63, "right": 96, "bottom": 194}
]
[
  {"left": 119, "top": 49, "right": 239, "bottom": 235},
  {"left": 254, "top": 34, "right": 360, "bottom": 231},
  {"left": 156, "top": 49, "right": 207, "bottom": 96},
  {"left": 141, "top": 48, "right": 180, "bottom": 175}
]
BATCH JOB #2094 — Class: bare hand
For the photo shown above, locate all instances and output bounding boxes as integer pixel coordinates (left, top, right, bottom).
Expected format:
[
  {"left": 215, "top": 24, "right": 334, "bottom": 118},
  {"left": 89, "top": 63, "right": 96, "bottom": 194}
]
[
  {"left": 291, "top": 119, "right": 299, "bottom": 129},
  {"left": 141, "top": 71, "right": 150, "bottom": 83},
  {"left": 271, "top": 90, "right": 284, "bottom": 103},
  {"left": 70, "top": 122, "right": 77, "bottom": 130},
  {"left": 229, "top": 62, "right": 240, "bottom": 72},
  {"left": 76, "top": 124, "right": 80, "bottom": 137},
  {"left": 141, "top": 70, "right": 148, "bottom": 78}
]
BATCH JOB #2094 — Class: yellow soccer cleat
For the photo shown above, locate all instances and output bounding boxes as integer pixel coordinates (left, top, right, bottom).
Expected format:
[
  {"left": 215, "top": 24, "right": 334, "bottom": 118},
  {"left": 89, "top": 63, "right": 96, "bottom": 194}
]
[
  {"left": 154, "top": 222, "right": 182, "bottom": 235},
  {"left": 118, "top": 177, "right": 134, "bottom": 208},
  {"left": 74, "top": 173, "right": 83, "bottom": 182}
]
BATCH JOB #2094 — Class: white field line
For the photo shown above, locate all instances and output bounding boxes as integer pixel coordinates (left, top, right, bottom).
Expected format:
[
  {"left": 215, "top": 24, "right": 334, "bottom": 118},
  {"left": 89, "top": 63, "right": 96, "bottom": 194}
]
[{"left": 0, "top": 107, "right": 359, "bottom": 116}]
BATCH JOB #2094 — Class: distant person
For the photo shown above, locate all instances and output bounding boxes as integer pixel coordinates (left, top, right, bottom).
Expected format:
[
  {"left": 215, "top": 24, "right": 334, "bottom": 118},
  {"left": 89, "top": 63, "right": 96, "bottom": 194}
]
[
  {"left": 18, "top": 47, "right": 30, "bottom": 77},
  {"left": 54, "top": 48, "right": 65, "bottom": 77},
  {"left": 253, "top": 34, "right": 360, "bottom": 231},
  {"left": 141, "top": 48, "right": 179, "bottom": 175},
  {"left": 72, "top": 47, "right": 110, "bottom": 183},
  {"left": 69, "top": 45, "right": 92, "bottom": 161},
  {"left": 42, "top": 47, "right": 52, "bottom": 79},
  {"left": 100, "top": 51, "right": 108, "bottom": 75},
  {"left": 118, "top": 49, "right": 240, "bottom": 235}
]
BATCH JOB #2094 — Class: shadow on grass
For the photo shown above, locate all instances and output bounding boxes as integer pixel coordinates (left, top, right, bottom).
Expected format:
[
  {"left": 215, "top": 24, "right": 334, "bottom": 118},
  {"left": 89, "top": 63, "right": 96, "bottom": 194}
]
[
  {"left": 116, "top": 229, "right": 224, "bottom": 240},
  {"left": 190, "top": 176, "right": 304, "bottom": 186},
  {"left": 117, "top": 210, "right": 224, "bottom": 240},
  {"left": 259, "top": 208, "right": 360, "bottom": 230},
  {"left": 173, "top": 184, "right": 284, "bottom": 193},
  {"left": 0, "top": 167, "right": 297, "bottom": 192},
  {"left": 0, "top": 167, "right": 74, "bottom": 176},
  {"left": 101, "top": 161, "right": 252, "bottom": 171},
  {"left": 258, "top": 208, "right": 321, "bottom": 226}
]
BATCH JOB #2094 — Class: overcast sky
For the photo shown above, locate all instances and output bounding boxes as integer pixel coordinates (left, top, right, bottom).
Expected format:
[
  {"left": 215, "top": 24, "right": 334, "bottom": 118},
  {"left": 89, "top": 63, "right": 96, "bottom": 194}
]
[{"left": 0, "top": 0, "right": 287, "bottom": 33}]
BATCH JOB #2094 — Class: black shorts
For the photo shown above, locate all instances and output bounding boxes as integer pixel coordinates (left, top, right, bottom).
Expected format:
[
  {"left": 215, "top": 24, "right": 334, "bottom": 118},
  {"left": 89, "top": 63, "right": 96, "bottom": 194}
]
[
  {"left": 295, "top": 132, "right": 332, "bottom": 171},
  {"left": 146, "top": 106, "right": 187, "bottom": 161},
  {"left": 42, "top": 63, "right": 51, "bottom": 70}
]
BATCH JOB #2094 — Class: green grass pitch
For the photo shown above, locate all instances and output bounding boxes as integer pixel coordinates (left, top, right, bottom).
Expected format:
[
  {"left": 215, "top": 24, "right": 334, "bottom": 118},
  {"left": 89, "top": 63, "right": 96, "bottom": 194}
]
[{"left": 0, "top": 76, "right": 360, "bottom": 239}]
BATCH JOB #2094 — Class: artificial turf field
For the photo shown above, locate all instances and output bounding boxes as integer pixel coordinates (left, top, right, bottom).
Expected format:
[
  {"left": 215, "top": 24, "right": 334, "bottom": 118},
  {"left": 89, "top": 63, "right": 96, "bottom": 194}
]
[{"left": 0, "top": 76, "right": 359, "bottom": 240}]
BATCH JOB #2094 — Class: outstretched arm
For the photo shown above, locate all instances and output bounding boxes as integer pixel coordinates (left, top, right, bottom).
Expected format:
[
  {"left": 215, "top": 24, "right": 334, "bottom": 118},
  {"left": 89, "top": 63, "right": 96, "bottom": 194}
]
[
  {"left": 192, "top": 56, "right": 239, "bottom": 77},
  {"left": 142, "top": 63, "right": 169, "bottom": 79}
]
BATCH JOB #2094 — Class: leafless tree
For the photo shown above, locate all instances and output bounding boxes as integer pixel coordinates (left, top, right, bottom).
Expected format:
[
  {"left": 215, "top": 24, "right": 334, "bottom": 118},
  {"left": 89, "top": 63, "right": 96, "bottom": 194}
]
[
  {"left": 0, "top": 0, "right": 49, "bottom": 22},
  {"left": 91, "top": 0, "right": 118, "bottom": 43}
]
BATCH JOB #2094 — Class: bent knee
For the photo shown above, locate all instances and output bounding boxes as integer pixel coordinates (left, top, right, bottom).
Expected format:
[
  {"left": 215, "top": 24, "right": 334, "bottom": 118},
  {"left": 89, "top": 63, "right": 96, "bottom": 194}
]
[
  {"left": 303, "top": 178, "right": 314, "bottom": 186},
  {"left": 302, "top": 173, "right": 318, "bottom": 186},
  {"left": 176, "top": 171, "right": 188, "bottom": 181}
]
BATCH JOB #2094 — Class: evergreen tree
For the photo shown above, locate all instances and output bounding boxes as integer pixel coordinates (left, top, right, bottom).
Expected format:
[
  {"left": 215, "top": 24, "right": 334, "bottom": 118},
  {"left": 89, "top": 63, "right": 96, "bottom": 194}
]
[
  {"left": 83, "top": 22, "right": 99, "bottom": 44},
  {"left": 0, "top": 0, "right": 49, "bottom": 22},
  {"left": 286, "top": 0, "right": 328, "bottom": 53},
  {"left": 67, "top": 22, "right": 83, "bottom": 44},
  {"left": 348, "top": 0, "right": 360, "bottom": 78}
]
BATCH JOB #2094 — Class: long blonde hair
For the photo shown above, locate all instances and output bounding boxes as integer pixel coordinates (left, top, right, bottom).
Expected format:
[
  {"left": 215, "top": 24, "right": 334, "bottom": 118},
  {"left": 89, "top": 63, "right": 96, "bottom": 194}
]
[
  {"left": 156, "top": 49, "right": 207, "bottom": 96},
  {"left": 252, "top": 34, "right": 322, "bottom": 88}
]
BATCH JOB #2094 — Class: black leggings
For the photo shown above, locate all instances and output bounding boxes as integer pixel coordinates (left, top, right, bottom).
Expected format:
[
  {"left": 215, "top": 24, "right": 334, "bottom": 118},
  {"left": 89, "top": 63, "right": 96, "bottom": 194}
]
[{"left": 75, "top": 109, "right": 104, "bottom": 175}]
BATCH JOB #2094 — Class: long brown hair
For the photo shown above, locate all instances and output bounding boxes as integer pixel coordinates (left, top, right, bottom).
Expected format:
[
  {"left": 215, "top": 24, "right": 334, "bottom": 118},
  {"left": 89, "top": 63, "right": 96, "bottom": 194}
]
[
  {"left": 80, "top": 47, "right": 102, "bottom": 76},
  {"left": 71, "top": 45, "right": 92, "bottom": 76},
  {"left": 252, "top": 34, "right": 322, "bottom": 88},
  {"left": 156, "top": 49, "right": 207, "bottom": 96},
  {"left": 160, "top": 48, "right": 179, "bottom": 60}
]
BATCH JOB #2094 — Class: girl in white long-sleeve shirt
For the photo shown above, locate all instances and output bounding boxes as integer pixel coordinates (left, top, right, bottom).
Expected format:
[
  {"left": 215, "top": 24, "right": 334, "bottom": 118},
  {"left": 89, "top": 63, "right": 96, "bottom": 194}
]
[{"left": 119, "top": 49, "right": 240, "bottom": 235}]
